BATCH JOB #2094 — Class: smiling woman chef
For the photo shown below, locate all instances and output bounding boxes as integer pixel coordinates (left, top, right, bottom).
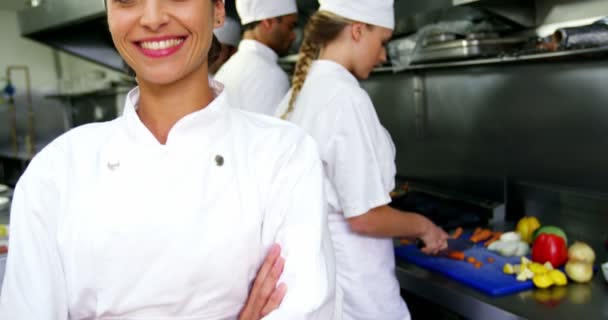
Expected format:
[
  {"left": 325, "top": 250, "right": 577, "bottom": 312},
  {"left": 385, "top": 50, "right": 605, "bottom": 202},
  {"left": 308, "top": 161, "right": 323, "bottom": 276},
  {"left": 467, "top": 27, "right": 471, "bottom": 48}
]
[
  {"left": 276, "top": 0, "right": 449, "bottom": 319},
  {"left": 0, "top": 0, "right": 336, "bottom": 319}
]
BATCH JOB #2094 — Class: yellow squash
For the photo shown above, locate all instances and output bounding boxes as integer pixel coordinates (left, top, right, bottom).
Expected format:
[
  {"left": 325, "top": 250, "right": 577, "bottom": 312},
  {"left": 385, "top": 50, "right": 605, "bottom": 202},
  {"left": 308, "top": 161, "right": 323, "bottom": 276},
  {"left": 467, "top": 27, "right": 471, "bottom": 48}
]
[{"left": 516, "top": 216, "right": 541, "bottom": 244}]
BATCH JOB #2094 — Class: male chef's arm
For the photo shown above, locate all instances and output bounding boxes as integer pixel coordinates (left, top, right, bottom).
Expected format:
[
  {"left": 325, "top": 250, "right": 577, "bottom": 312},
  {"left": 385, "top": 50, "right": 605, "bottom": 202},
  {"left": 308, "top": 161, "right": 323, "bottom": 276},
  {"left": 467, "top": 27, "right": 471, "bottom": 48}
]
[
  {"left": 0, "top": 146, "right": 69, "bottom": 319},
  {"left": 260, "top": 133, "right": 335, "bottom": 320}
]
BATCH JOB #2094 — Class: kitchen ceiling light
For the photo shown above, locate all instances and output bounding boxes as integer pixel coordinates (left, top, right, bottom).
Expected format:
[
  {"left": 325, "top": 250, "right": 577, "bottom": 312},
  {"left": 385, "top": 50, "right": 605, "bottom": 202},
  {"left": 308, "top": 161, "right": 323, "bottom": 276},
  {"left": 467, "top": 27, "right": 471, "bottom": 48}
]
[{"left": 29, "top": 0, "right": 41, "bottom": 8}]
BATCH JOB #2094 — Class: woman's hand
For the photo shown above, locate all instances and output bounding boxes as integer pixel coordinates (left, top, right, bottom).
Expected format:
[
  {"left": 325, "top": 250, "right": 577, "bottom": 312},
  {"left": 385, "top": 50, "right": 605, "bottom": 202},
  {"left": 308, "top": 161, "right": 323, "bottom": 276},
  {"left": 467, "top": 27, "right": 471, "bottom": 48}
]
[
  {"left": 419, "top": 218, "right": 449, "bottom": 255},
  {"left": 238, "top": 244, "right": 287, "bottom": 320},
  {"left": 348, "top": 205, "right": 449, "bottom": 252}
]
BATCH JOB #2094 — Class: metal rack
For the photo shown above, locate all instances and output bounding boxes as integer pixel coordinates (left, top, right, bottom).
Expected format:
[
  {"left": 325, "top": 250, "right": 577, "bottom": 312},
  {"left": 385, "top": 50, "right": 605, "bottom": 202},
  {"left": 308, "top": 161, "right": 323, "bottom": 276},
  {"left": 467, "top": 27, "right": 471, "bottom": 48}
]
[
  {"left": 4, "top": 66, "right": 35, "bottom": 160},
  {"left": 393, "top": 45, "right": 608, "bottom": 72},
  {"left": 282, "top": 45, "right": 608, "bottom": 75}
]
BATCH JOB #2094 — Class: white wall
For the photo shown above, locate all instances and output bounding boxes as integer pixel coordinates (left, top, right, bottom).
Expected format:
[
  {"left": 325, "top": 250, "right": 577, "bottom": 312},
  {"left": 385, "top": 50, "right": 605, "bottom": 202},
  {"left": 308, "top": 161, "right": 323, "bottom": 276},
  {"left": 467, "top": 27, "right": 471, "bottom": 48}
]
[
  {"left": 0, "top": 9, "right": 58, "bottom": 94},
  {"left": 0, "top": 9, "right": 127, "bottom": 94},
  {"left": 0, "top": 9, "right": 126, "bottom": 152},
  {"left": 0, "top": 9, "right": 62, "bottom": 151}
]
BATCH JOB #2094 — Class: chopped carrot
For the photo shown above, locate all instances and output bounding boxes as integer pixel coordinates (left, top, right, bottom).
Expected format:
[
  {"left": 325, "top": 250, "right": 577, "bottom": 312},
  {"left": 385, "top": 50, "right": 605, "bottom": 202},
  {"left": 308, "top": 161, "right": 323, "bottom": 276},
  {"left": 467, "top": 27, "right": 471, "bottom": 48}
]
[
  {"left": 471, "top": 227, "right": 482, "bottom": 238},
  {"left": 399, "top": 239, "right": 412, "bottom": 246},
  {"left": 487, "top": 257, "right": 495, "bottom": 263},
  {"left": 470, "top": 229, "right": 493, "bottom": 243},
  {"left": 450, "top": 227, "right": 463, "bottom": 239},
  {"left": 483, "top": 232, "right": 503, "bottom": 247},
  {"left": 446, "top": 251, "right": 465, "bottom": 261},
  {"left": 474, "top": 262, "right": 483, "bottom": 268},
  {"left": 466, "top": 256, "right": 477, "bottom": 264}
]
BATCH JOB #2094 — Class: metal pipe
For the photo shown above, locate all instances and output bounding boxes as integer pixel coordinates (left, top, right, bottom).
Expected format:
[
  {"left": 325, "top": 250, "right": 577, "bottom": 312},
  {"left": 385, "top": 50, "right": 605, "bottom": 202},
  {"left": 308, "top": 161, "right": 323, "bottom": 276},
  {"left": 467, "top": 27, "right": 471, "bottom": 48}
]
[
  {"left": 412, "top": 72, "right": 426, "bottom": 139},
  {"left": 6, "top": 66, "right": 35, "bottom": 159},
  {"left": 7, "top": 97, "right": 18, "bottom": 157}
]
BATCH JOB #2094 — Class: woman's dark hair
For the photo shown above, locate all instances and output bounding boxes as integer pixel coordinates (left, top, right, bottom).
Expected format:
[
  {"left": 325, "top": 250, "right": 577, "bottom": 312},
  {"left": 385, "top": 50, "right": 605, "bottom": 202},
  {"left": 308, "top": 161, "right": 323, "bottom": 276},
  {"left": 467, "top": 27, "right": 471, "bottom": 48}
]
[
  {"left": 208, "top": 34, "right": 222, "bottom": 66},
  {"left": 207, "top": 0, "right": 223, "bottom": 66}
]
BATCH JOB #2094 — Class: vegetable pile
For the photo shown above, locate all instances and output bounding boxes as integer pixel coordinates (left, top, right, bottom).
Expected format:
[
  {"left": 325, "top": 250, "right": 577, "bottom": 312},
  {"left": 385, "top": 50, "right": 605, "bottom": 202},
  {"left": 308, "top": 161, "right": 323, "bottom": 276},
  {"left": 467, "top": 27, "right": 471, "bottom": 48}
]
[{"left": 501, "top": 217, "right": 597, "bottom": 288}]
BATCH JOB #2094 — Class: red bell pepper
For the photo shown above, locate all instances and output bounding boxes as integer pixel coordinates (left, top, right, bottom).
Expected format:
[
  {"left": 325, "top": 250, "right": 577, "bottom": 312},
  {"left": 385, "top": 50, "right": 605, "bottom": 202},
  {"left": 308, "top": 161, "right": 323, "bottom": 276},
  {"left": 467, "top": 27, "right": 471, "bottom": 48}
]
[{"left": 531, "top": 233, "right": 568, "bottom": 267}]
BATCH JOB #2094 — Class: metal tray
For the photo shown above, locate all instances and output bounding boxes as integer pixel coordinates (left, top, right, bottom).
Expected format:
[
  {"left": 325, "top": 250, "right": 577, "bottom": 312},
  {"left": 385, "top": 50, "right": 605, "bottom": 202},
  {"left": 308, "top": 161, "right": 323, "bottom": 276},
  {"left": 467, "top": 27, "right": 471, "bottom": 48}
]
[{"left": 411, "top": 38, "right": 526, "bottom": 64}]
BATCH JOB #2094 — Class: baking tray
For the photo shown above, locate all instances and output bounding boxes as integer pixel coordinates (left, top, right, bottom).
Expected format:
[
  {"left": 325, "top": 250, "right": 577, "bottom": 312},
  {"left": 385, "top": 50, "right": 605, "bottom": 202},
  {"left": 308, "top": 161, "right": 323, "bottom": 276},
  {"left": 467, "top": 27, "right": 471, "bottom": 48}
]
[{"left": 411, "top": 37, "right": 526, "bottom": 64}]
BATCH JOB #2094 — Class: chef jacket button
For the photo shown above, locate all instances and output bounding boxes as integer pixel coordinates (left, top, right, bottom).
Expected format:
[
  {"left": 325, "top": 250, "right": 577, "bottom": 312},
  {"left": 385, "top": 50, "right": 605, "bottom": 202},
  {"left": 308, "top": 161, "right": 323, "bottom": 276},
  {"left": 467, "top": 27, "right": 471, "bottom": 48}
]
[
  {"left": 215, "top": 155, "right": 224, "bottom": 166},
  {"left": 107, "top": 161, "right": 120, "bottom": 171}
]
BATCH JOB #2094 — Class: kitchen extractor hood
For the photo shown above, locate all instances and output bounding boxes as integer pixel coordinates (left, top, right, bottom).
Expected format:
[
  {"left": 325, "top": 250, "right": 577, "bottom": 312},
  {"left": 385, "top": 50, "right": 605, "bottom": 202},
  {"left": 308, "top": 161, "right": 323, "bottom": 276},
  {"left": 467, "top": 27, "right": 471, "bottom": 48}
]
[
  {"left": 18, "top": 0, "right": 126, "bottom": 72},
  {"left": 388, "top": 0, "right": 608, "bottom": 36}
]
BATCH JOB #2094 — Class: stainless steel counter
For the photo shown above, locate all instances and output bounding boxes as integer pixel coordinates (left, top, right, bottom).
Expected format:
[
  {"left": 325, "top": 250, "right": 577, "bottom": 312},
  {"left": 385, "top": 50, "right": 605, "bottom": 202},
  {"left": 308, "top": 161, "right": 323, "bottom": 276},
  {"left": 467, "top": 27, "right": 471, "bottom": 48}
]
[
  {"left": 0, "top": 183, "right": 605, "bottom": 318},
  {"left": 0, "top": 208, "right": 9, "bottom": 225},
  {"left": 0, "top": 254, "right": 5, "bottom": 289},
  {"left": 0, "top": 193, "right": 11, "bottom": 226},
  {"left": 0, "top": 189, "right": 10, "bottom": 289},
  {"left": 396, "top": 254, "right": 608, "bottom": 320},
  {"left": 0, "top": 211, "right": 6, "bottom": 288}
]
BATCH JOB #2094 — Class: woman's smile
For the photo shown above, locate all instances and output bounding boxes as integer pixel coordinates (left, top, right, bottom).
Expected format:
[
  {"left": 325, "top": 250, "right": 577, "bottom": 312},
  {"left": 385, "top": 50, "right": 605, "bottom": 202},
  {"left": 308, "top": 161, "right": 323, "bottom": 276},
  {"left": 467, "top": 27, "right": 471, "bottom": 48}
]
[{"left": 135, "top": 35, "right": 188, "bottom": 58}]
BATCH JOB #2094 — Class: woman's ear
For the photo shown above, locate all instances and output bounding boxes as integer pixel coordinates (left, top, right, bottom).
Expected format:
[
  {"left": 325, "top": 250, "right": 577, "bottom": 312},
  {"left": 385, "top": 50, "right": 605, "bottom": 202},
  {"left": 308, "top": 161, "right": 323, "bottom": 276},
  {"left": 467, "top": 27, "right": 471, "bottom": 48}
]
[
  {"left": 214, "top": 0, "right": 226, "bottom": 28},
  {"left": 350, "top": 22, "right": 365, "bottom": 42}
]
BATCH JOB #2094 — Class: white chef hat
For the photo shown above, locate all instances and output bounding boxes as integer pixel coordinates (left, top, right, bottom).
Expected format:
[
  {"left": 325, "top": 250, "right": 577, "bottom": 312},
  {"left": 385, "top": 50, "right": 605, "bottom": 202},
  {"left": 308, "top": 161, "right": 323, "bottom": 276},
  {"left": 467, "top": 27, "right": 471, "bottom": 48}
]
[
  {"left": 319, "top": 0, "right": 395, "bottom": 30},
  {"left": 214, "top": 17, "right": 241, "bottom": 47},
  {"left": 236, "top": 0, "right": 298, "bottom": 25}
]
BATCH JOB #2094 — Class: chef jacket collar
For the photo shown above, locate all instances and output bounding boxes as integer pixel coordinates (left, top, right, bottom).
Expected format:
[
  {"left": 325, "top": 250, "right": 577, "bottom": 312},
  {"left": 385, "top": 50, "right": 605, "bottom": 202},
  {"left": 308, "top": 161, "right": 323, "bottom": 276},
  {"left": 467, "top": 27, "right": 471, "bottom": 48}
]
[
  {"left": 122, "top": 78, "right": 228, "bottom": 148},
  {"left": 311, "top": 59, "right": 360, "bottom": 87},
  {"left": 238, "top": 39, "right": 279, "bottom": 63}
]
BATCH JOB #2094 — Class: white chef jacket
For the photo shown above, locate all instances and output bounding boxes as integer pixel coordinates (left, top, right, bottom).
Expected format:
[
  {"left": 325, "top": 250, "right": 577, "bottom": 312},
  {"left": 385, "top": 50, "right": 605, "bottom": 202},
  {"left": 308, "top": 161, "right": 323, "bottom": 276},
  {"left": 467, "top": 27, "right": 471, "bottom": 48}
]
[
  {"left": 275, "top": 60, "right": 411, "bottom": 320},
  {"left": 215, "top": 40, "right": 290, "bottom": 115},
  {"left": 0, "top": 80, "right": 337, "bottom": 320}
]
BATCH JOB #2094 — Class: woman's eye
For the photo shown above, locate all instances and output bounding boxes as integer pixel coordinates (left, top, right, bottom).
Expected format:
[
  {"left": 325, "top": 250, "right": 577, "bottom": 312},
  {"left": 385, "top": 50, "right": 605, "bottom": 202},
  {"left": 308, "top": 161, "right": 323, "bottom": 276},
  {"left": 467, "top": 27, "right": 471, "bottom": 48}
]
[{"left": 113, "top": 0, "right": 135, "bottom": 4}]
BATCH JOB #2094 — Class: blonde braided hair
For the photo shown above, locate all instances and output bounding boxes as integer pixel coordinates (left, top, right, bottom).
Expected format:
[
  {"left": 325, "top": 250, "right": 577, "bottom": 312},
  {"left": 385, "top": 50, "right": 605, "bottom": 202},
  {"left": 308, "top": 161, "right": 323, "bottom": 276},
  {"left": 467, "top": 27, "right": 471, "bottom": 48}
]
[{"left": 280, "top": 11, "right": 354, "bottom": 120}]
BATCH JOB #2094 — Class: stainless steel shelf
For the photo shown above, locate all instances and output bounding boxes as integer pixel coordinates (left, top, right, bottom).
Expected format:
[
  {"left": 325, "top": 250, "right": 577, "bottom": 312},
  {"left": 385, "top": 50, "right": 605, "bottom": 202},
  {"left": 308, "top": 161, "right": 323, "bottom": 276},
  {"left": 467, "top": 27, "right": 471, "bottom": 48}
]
[
  {"left": 0, "top": 187, "right": 12, "bottom": 225},
  {"left": 393, "top": 46, "right": 608, "bottom": 72},
  {"left": 0, "top": 140, "right": 55, "bottom": 161},
  {"left": 374, "top": 66, "right": 396, "bottom": 73},
  {"left": 0, "top": 148, "right": 33, "bottom": 161},
  {"left": 0, "top": 207, "right": 9, "bottom": 225},
  {"left": 45, "top": 88, "right": 130, "bottom": 100},
  {"left": 278, "top": 55, "right": 395, "bottom": 74},
  {"left": 282, "top": 46, "right": 608, "bottom": 75},
  {"left": 278, "top": 54, "right": 298, "bottom": 65}
]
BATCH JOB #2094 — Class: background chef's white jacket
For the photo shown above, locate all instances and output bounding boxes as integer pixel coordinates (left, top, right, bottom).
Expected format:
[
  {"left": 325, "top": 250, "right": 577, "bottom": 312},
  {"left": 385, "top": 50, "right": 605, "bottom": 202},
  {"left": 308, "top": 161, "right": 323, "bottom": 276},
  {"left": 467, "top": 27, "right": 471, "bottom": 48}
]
[
  {"left": 0, "top": 80, "right": 336, "bottom": 320},
  {"left": 215, "top": 40, "right": 290, "bottom": 115},
  {"left": 275, "top": 60, "right": 411, "bottom": 320}
]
